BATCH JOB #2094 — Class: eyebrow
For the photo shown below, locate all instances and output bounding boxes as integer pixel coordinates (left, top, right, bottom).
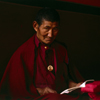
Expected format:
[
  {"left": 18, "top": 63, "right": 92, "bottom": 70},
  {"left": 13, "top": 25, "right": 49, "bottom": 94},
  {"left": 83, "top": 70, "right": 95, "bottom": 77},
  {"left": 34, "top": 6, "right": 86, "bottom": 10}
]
[
  {"left": 44, "top": 25, "right": 58, "bottom": 28},
  {"left": 44, "top": 25, "right": 51, "bottom": 27}
]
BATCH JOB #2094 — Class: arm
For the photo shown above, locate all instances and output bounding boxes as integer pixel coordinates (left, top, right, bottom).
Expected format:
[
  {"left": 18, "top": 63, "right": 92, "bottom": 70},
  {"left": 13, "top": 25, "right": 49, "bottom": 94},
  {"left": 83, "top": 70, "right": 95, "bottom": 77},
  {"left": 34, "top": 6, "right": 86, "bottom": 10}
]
[{"left": 64, "top": 48, "right": 83, "bottom": 89}]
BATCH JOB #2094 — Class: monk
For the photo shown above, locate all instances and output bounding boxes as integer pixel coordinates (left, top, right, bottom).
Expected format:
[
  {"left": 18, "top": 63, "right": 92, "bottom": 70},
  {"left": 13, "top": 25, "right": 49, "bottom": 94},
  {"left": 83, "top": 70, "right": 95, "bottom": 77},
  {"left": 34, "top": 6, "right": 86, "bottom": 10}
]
[{"left": 0, "top": 7, "right": 88, "bottom": 100}]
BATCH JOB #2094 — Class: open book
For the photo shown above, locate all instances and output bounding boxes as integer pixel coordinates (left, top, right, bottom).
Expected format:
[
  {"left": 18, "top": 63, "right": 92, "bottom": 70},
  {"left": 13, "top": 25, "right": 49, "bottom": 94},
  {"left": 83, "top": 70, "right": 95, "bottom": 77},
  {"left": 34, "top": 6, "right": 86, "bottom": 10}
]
[{"left": 60, "top": 79, "right": 94, "bottom": 94}]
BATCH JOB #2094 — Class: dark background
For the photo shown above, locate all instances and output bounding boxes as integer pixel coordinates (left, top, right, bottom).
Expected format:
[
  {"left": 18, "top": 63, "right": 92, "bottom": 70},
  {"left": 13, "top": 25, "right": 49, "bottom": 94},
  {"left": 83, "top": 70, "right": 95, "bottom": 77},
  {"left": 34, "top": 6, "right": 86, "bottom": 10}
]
[{"left": 0, "top": 0, "right": 100, "bottom": 81}]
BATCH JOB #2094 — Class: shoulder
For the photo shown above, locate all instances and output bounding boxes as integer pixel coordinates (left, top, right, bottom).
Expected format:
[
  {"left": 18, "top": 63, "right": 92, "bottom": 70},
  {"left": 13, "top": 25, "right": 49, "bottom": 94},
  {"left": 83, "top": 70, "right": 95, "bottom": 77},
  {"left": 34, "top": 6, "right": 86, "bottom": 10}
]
[
  {"left": 53, "top": 40, "right": 67, "bottom": 52},
  {"left": 53, "top": 40, "right": 69, "bottom": 64},
  {"left": 53, "top": 40, "right": 68, "bottom": 59},
  {"left": 12, "top": 35, "right": 35, "bottom": 57}
]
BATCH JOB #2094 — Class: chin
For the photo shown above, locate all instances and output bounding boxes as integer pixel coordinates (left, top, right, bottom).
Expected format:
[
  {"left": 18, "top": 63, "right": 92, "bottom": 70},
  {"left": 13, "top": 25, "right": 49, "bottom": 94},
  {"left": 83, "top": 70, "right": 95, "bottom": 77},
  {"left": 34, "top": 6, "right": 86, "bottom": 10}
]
[{"left": 45, "top": 41, "right": 52, "bottom": 44}]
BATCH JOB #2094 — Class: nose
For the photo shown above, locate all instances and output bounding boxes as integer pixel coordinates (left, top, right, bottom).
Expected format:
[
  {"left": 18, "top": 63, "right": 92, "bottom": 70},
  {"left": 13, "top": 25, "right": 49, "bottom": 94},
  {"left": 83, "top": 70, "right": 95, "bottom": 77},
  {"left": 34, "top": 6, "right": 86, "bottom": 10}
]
[{"left": 48, "top": 29, "right": 53, "bottom": 37}]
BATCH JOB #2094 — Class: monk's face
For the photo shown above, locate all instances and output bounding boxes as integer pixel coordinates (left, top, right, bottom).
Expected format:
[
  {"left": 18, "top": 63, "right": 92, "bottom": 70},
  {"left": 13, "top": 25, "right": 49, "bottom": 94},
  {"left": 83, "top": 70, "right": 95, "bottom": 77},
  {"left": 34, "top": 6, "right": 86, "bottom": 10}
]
[{"left": 33, "top": 20, "right": 59, "bottom": 44}]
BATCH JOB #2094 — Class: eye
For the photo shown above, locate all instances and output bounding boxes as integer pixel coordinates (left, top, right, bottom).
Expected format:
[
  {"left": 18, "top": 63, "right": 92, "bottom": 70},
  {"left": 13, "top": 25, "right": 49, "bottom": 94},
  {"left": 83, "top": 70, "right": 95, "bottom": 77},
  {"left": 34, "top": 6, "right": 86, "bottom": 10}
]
[
  {"left": 45, "top": 27, "right": 49, "bottom": 29},
  {"left": 44, "top": 27, "right": 50, "bottom": 31},
  {"left": 53, "top": 27, "right": 59, "bottom": 31}
]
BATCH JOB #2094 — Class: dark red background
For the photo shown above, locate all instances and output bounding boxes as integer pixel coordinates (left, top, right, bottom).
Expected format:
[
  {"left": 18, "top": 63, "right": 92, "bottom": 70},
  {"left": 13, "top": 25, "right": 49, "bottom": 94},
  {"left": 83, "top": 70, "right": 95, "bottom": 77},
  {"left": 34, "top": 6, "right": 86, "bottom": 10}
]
[{"left": 57, "top": 0, "right": 100, "bottom": 7}]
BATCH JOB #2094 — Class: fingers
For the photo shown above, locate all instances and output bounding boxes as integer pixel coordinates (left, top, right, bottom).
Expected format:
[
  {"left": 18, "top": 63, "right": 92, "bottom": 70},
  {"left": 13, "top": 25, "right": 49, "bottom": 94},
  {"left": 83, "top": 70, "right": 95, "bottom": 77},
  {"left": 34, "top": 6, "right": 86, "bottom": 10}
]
[
  {"left": 45, "top": 87, "right": 57, "bottom": 94},
  {"left": 76, "top": 82, "right": 83, "bottom": 87},
  {"left": 36, "top": 88, "right": 43, "bottom": 95},
  {"left": 37, "top": 87, "right": 57, "bottom": 95}
]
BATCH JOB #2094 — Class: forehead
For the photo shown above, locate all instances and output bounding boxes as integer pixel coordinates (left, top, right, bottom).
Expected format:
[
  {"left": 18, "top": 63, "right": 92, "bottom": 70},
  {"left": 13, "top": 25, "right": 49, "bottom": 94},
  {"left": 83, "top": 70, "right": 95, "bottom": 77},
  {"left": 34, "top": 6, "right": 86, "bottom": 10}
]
[{"left": 40, "top": 20, "right": 59, "bottom": 27}]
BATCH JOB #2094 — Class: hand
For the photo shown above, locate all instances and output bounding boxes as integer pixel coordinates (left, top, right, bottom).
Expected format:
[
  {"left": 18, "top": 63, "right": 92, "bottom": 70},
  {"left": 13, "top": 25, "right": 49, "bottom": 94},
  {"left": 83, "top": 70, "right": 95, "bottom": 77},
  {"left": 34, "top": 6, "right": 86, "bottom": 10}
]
[
  {"left": 69, "top": 81, "right": 83, "bottom": 94},
  {"left": 36, "top": 87, "right": 57, "bottom": 95},
  {"left": 76, "top": 82, "right": 83, "bottom": 87},
  {"left": 69, "top": 80, "right": 83, "bottom": 88},
  {"left": 76, "top": 82, "right": 84, "bottom": 94}
]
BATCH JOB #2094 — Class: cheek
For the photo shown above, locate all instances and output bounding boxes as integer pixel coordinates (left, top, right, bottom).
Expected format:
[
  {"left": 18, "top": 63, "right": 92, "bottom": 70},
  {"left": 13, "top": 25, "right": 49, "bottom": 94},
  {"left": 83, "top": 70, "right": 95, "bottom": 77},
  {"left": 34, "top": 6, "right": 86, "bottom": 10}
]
[
  {"left": 53, "top": 31, "right": 58, "bottom": 37},
  {"left": 41, "top": 30, "right": 48, "bottom": 36}
]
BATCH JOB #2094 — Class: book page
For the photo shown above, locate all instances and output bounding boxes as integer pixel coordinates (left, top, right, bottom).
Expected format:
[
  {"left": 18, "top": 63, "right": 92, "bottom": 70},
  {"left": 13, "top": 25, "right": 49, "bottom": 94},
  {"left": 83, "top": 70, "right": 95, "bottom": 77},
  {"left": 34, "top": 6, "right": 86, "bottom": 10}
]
[{"left": 60, "top": 79, "right": 94, "bottom": 94}]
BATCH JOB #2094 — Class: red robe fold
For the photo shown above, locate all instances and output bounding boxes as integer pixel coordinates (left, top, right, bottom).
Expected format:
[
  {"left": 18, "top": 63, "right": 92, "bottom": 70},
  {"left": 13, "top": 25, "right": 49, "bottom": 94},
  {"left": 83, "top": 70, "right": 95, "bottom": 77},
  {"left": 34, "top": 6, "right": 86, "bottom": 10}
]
[
  {"left": 0, "top": 34, "right": 82, "bottom": 100},
  {"left": 0, "top": 35, "right": 39, "bottom": 99}
]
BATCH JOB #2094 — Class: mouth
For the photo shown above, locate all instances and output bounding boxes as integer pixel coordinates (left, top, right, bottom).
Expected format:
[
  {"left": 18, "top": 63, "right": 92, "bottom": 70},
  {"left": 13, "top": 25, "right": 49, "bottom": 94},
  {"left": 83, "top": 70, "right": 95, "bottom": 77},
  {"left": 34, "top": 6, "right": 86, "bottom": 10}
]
[{"left": 45, "top": 38, "right": 52, "bottom": 41}]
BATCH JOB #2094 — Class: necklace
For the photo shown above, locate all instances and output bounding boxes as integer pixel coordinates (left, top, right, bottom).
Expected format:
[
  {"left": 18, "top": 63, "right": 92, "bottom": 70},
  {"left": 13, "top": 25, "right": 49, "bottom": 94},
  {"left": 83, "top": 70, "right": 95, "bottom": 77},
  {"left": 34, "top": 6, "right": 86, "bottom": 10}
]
[
  {"left": 38, "top": 45, "right": 55, "bottom": 74},
  {"left": 47, "top": 65, "right": 53, "bottom": 71}
]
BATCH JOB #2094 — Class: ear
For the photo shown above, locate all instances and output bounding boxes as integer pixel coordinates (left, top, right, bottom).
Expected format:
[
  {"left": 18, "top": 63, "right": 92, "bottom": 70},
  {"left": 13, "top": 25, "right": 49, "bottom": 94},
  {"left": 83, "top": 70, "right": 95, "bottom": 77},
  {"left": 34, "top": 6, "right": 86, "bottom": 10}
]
[{"left": 33, "top": 21, "right": 39, "bottom": 32}]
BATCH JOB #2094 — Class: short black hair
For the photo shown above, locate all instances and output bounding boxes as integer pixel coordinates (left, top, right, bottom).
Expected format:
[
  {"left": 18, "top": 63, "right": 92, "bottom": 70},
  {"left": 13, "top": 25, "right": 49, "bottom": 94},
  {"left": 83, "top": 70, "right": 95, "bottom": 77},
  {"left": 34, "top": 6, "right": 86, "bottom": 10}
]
[{"left": 35, "top": 7, "right": 60, "bottom": 26}]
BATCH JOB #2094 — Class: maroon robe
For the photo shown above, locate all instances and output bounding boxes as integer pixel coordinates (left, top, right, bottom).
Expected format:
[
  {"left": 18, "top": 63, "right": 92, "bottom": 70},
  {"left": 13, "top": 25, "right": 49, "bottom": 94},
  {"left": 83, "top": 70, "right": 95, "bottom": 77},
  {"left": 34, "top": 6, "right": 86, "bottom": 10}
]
[
  {"left": 0, "top": 34, "right": 81, "bottom": 100},
  {"left": 34, "top": 35, "right": 56, "bottom": 89}
]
